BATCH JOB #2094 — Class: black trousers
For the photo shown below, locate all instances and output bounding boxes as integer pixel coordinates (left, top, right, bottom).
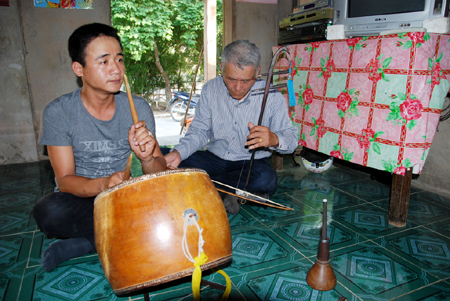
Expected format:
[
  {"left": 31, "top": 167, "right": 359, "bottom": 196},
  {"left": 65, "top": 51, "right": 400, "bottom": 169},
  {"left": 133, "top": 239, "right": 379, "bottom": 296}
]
[
  {"left": 161, "top": 148, "right": 278, "bottom": 195},
  {"left": 33, "top": 192, "right": 96, "bottom": 247}
]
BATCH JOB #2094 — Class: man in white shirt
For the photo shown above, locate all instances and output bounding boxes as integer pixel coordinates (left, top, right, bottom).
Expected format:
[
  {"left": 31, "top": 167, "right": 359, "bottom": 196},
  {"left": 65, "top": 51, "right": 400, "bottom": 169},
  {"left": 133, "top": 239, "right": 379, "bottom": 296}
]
[{"left": 164, "top": 40, "right": 298, "bottom": 214}]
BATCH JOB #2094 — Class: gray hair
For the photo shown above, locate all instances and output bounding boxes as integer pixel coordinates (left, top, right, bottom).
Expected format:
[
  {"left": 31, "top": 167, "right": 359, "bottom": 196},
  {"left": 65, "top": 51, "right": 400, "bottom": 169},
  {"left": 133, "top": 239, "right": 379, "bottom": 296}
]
[{"left": 221, "top": 40, "right": 261, "bottom": 73}]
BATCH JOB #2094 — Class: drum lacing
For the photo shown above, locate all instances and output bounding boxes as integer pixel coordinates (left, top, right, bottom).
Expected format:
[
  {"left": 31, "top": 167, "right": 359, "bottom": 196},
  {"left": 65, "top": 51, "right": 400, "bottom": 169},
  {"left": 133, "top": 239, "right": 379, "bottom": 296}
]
[
  {"left": 182, "top": 210, "right": 231, "bottom": 301},
  {"left": 182, "top": 211, "right": 204, "bottom": 263}
]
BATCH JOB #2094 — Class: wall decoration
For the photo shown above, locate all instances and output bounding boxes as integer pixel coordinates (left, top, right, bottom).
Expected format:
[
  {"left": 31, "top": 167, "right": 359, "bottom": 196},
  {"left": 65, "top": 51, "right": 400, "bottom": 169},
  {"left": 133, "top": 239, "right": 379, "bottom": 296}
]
[
  {"left": 0, "top": 0, "right": 9, "bottom": 6},
  {"left": 34, "top": 0, "right": 94, "bottom": 9}
]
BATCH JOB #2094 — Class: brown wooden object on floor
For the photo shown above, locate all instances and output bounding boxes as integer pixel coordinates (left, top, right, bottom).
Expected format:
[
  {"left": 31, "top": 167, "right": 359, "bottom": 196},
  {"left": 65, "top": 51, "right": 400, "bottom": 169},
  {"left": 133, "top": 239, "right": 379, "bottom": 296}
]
[
  {"left": 306, "top": 199, "right": 337, "bottom": 291},
  {"left": 272, "top": 152, "right": 284, "bottom": 171},
  {"left": 388, "top": 167, "right": 413, "bottom": 227},
  {"left": 94, "top": 168, "right": 233, "bottom": 296}
]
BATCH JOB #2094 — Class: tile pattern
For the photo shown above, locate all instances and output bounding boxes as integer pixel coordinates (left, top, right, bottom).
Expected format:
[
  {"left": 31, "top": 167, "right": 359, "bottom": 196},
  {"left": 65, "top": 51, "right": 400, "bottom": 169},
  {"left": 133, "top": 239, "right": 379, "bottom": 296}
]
[{"left": 1, "top": 158, "right": 450, "bottom": 300}]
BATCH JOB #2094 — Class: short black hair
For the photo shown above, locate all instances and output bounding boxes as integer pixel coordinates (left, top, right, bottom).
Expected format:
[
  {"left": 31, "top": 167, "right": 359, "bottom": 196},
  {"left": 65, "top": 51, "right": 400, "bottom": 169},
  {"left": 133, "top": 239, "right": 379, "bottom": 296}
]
[{"left": 68, "top": 23, "right": 123, "bottom": 67}]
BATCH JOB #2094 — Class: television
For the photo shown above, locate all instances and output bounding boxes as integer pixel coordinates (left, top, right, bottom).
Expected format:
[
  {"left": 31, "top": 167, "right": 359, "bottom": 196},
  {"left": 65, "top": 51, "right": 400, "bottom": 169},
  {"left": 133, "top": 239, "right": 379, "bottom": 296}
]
[{"left": 333, "top": 0, "right": 449, "bottom": 37}]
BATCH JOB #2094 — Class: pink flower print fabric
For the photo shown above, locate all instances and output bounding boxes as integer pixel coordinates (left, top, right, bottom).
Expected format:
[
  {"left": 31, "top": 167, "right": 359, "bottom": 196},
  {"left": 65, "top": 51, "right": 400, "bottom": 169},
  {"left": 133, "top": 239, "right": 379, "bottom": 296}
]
[{"left": 274, "top": 32, "right": 450, "bottom": 175}]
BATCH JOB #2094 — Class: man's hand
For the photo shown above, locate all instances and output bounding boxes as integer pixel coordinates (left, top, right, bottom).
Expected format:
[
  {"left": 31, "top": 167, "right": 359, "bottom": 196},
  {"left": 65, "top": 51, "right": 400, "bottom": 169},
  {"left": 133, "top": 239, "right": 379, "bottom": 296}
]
[
  {"left": 164, "top": 149, "right": 182, "bottom": 169},
  {"left": 128, "top": 120, "right": 166, "bottom": 174},
  {"left": 128, "top": 121, "right": 157, "bottom": 161},
  {"left": 47, "top": 145, "right": 128, "bottom": 197},
  {"left": 245, "top": 122, "right": 279, "bottom": 150},
  {"left": 106, "top": 171, "right": 126, "bottom": 188}
]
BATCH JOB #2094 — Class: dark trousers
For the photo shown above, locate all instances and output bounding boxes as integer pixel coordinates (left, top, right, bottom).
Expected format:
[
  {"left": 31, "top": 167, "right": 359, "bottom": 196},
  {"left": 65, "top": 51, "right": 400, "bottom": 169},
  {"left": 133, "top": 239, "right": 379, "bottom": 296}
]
[
  {"left": 33, "top": 192, "right": 96, "bottom": 247},
  {"left": 161, "top": 148, "right": 277, "bottom": 195}
]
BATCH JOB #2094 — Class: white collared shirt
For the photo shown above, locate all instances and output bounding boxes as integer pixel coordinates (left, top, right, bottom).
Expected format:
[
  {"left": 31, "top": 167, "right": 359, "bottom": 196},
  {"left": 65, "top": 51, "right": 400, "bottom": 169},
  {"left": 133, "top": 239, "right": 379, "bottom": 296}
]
[{"left": 174, "top": 76, "right": 298, "bottom": 161}]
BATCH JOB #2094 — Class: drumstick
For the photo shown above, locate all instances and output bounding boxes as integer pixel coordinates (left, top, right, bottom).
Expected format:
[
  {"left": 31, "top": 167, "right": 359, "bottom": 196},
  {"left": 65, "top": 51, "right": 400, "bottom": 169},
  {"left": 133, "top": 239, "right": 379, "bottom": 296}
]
[
  {"left": 123, "top": 153, "right": 133, "bottom": 180},
  {"left": 124, "top": 74, "right": 145, "bottom": 152}
]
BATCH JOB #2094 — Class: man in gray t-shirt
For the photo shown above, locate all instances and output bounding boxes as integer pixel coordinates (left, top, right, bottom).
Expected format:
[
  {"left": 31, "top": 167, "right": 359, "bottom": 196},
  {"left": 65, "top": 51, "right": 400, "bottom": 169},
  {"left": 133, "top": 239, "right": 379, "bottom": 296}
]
[
  {"left": 33, "top": 23, "right": 166, "bottom": 272},
  {"left": 40, "top": 88, "right": 156, "bottom": 189}
]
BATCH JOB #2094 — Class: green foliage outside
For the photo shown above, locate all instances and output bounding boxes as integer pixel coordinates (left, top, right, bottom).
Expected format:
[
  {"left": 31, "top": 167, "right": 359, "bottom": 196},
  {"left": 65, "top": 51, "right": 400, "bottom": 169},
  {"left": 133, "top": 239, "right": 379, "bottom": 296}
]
[{"left": 111, "top": 0, "right": 223, "bottom": 97}]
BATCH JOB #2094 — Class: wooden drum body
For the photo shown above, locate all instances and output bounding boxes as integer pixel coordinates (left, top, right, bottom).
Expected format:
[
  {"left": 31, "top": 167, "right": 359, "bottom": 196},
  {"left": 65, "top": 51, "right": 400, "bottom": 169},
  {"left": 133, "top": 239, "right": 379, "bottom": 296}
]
[{"left": 94, "top": 168, "right": 232, "bottom": 296}]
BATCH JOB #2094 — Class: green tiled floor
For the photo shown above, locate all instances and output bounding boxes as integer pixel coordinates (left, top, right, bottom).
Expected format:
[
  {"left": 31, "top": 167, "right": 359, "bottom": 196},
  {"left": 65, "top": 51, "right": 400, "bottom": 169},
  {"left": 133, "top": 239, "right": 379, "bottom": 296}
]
[{"left": 1, "top": 157, "right": 450, "bottom": 300}]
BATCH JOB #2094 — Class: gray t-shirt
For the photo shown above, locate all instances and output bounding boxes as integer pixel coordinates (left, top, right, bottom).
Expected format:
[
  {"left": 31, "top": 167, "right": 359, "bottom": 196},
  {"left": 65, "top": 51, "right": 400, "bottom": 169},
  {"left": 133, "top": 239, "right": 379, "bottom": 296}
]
[{"left": 40, "top": 88, "right": 156, "bottom": 182}]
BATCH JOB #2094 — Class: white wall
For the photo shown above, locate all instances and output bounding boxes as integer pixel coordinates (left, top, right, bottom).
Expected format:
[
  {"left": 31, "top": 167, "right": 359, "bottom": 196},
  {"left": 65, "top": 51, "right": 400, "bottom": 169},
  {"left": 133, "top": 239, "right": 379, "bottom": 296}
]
[{"left": 0, "top": 0, "right": 38, "bottom": 163}]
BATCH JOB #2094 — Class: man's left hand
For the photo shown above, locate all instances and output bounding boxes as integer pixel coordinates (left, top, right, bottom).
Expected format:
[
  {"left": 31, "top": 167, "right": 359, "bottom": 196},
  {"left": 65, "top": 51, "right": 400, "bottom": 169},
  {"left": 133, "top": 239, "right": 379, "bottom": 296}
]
[{"left": 245, "top": 122, "right": 279, "bottom": 150}]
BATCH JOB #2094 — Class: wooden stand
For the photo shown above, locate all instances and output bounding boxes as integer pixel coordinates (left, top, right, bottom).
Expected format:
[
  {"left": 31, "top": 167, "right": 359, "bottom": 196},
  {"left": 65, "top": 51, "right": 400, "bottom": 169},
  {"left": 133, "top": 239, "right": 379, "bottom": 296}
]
[{"left": 388, "top": 167, "right": 413, "bottom": 227}]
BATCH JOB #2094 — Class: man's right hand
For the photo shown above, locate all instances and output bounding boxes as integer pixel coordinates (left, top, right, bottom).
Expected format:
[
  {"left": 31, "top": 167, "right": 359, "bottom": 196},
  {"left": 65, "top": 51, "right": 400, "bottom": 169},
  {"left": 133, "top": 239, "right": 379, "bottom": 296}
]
[
  {"left": 164, "top": 150, "right": 181, "bottom": 169},
  {"left": 106, "top": 171, "right": 126, "bottom": 189},
  {"left": 48, "top": 145, "right": 128, "bottom": 197}
]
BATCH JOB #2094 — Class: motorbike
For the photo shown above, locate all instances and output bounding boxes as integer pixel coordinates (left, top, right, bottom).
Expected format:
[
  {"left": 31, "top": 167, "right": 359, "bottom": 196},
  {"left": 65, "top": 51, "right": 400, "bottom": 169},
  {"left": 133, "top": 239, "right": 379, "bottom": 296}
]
[{"left": 168, "top": 91, "right": 200, "bottom": 122}]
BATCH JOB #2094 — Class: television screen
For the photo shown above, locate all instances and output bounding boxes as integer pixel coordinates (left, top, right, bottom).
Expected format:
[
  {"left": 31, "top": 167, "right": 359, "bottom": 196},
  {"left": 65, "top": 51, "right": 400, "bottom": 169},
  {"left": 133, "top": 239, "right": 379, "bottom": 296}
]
[
  {"left": 348, "top": 0, "right": 426, "bottom": 18},
  {"left": 333, "top": 0, "right": 448, "bottom": 36}
]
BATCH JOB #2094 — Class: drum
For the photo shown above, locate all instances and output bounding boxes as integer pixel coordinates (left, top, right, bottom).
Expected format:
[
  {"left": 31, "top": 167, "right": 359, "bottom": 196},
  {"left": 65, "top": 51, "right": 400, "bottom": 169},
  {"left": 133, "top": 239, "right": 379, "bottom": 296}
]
[{"left": 94, "top": 168, "right": 232, "bottom": 296}]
